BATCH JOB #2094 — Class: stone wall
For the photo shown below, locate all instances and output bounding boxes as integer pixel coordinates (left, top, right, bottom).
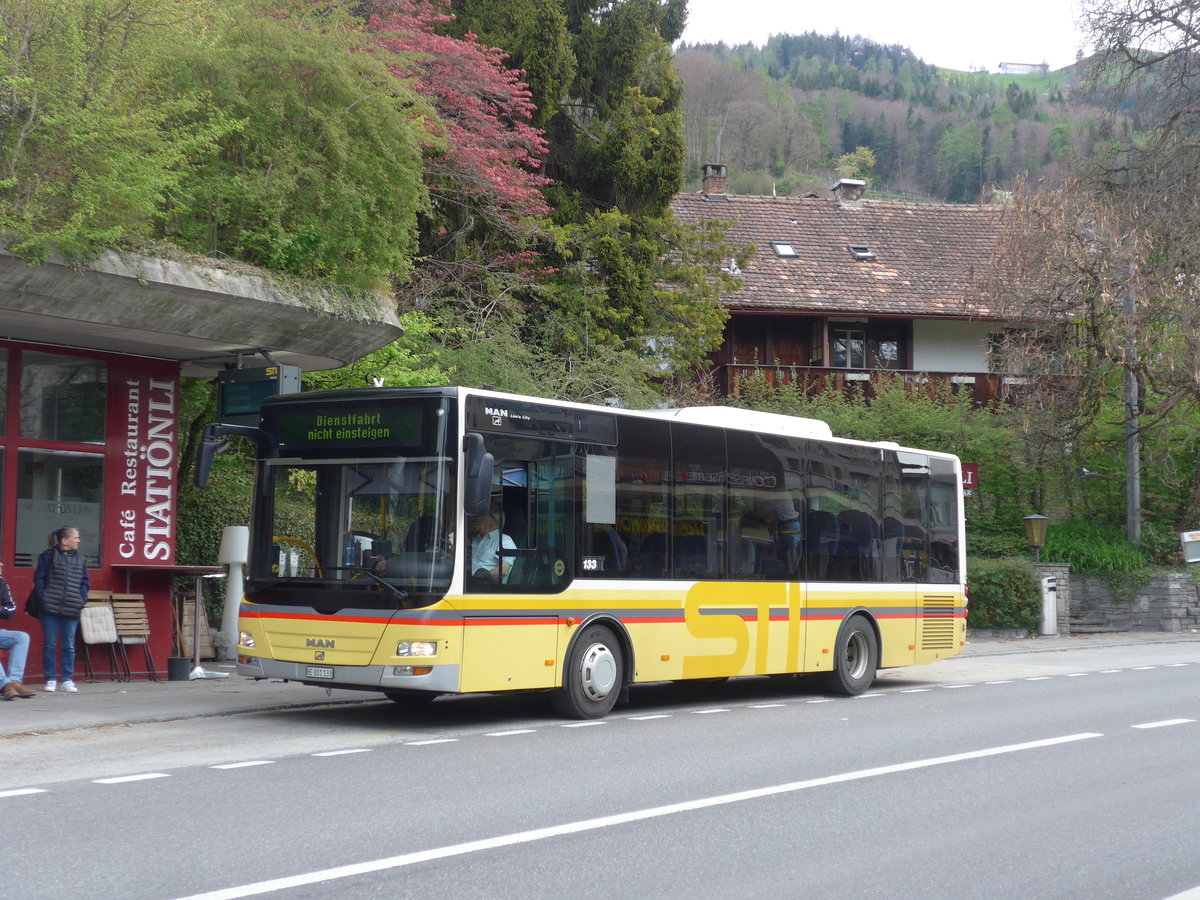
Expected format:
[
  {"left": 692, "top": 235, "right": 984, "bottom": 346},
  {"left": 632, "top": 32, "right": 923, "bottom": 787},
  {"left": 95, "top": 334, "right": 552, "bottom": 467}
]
[{"left": 1069, "top": 572, "right": 1200, "bottom": 633}]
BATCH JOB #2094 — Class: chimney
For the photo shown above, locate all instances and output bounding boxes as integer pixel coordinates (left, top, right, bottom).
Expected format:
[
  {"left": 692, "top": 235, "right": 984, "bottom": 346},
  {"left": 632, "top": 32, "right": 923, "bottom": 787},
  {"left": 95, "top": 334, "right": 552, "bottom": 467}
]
[
  {"left": 702, "top": 163, "right": 728, "bottom": 198},
  {"left": 831, "top": 178, "right": 865, "bottom": 206}
]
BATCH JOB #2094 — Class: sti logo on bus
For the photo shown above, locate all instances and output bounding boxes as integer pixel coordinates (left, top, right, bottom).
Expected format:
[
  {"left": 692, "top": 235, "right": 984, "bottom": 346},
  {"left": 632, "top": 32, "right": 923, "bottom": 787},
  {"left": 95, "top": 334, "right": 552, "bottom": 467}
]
[{"left": 306, "top": 638, "right": 335, "bottom": 649}]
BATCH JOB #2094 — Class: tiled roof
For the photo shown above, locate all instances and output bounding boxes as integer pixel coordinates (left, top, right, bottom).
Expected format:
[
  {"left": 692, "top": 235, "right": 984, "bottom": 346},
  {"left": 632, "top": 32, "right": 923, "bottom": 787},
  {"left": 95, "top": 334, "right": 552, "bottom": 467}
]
[{"left": 671, "top": 191, "right": 1006, "bottom": 320}]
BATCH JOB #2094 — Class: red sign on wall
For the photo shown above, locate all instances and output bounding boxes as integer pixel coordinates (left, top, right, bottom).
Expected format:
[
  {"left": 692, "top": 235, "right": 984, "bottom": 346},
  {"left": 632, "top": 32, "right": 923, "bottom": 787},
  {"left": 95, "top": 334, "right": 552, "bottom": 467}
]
[
  {"left": 961, "top": 463, "right": 979, "bottom": 496},
  {"left": 106, "top": 360, "right": 180, "bottom": 566}
]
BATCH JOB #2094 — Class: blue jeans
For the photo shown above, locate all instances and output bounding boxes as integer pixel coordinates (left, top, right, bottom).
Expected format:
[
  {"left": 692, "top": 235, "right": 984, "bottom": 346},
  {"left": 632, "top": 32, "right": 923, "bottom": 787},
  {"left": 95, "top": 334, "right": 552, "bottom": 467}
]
[
  {"left": 39, "top": 614, "right": 78, "bottom": 683},
  {"left": 0, "top": 629, "right": 30, "bottom": 684}
]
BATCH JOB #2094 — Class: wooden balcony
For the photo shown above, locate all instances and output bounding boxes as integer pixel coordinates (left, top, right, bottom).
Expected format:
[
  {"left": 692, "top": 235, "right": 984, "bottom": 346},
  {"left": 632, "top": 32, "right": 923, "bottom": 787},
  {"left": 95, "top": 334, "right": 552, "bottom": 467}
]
[{"left": 716, "top": 365, "right": 1030, "bottom": 407}]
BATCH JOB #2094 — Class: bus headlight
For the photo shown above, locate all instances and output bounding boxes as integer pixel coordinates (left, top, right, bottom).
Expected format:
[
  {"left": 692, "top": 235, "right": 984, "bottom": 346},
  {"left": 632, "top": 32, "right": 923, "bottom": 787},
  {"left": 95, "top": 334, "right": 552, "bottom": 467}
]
[
  {"left": 397, "top": 641, "right": 436, "bottom": 657},
  {"left": 239, "top": 631, "right": 255, "bottom": 649}
]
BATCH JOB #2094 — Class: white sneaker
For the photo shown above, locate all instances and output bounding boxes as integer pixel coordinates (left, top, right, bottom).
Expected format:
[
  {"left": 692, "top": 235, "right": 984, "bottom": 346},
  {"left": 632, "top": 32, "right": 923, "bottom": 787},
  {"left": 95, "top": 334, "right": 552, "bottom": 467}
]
[
  {"left": 61, "top": 680, "right": 78, "bottom": 693},
  {"left": 44, "top": 680, "right": 57, "bottom": 692}
]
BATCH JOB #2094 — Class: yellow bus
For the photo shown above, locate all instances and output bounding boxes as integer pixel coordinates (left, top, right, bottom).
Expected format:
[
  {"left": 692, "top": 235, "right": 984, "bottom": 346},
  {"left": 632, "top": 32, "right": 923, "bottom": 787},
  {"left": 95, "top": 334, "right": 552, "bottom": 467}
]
[{"left": 195, "top": 386, "right": 966, "bottom": 718}]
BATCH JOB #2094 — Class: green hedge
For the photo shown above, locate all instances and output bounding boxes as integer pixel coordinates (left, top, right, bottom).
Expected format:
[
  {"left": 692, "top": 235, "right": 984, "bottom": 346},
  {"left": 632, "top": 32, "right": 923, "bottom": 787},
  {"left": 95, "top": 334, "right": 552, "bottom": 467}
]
[{"left": 966, "top": 557, "right": 1041, "bottom": 633}]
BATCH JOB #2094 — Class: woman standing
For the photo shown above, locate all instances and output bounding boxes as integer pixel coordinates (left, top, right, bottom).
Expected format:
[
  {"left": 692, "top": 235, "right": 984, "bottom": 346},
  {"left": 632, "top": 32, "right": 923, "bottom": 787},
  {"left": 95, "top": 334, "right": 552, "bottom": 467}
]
[{"left": 34, "top": 526, "right": 89, "bottom": 693}]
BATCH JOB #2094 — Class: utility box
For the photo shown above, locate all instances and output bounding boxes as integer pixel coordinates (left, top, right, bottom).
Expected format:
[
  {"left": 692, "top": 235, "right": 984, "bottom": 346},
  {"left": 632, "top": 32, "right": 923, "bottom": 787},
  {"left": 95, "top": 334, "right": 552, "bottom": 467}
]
[
  {"left": 1181, "top": 530, "right": 1200, "bottom": 564},
  {"left": 1040, "top": 576, "right": 1058, "bottom": 636}
]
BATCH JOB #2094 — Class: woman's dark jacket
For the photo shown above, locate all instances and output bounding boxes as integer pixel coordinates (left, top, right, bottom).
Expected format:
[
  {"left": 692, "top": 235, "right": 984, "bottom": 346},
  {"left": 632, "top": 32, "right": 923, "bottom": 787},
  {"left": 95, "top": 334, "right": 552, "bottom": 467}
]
[{"left": 34, "top": 547, "right": 89, "bottom": 619}]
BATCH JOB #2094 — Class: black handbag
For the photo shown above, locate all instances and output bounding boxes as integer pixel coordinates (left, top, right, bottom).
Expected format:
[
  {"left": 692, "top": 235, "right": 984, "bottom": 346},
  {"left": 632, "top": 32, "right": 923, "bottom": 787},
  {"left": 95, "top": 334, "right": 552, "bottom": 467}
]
[{"left": 24, "top": 586, "right": 41, "bottom": 618}]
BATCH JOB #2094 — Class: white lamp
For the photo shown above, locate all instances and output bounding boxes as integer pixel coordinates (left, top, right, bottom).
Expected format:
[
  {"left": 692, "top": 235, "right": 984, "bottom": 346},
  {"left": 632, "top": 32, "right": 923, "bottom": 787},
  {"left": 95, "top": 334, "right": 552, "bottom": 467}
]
[{"left": 217, "top": 526, "right": 250, "bottom": 661}]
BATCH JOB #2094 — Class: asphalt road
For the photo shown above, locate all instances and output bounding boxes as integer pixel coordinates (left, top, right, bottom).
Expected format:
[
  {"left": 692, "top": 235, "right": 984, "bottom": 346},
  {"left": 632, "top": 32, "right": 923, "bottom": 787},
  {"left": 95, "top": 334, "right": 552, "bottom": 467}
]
[{"left": 3, "top": 639, "right": 1200, "bottom": 900}]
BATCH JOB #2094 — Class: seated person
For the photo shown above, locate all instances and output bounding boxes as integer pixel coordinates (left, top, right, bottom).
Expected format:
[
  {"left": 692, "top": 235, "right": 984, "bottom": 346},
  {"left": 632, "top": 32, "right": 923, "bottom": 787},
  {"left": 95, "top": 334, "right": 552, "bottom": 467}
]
[{"left": 471, "top": 510, "right": 516, "bottom": 582}]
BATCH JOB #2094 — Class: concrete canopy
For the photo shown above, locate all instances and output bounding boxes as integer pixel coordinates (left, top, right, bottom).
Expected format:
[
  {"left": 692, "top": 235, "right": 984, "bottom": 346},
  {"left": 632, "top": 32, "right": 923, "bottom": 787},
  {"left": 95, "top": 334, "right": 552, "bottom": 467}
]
[{"left": 0, "top": 246, "right": 404, "bottom": 376}]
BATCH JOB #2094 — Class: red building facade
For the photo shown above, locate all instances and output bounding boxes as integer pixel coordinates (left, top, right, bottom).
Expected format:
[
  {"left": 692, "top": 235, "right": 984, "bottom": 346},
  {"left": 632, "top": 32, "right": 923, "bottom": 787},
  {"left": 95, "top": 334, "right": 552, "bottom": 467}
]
[{"left": 0, "top": 245, "right": 404, "bottom": 681}]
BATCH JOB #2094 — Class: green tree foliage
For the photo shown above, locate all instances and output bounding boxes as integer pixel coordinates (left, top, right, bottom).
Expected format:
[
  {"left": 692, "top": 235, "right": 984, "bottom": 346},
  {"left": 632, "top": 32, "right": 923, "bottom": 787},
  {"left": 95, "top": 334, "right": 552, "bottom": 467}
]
[
  {"left": 834, "top": 146, "right": 876, "bottom": 182},
  {"left": 162, "top": 0, "right": 430, "bottom": 288},
  {"left": 422, "top": 0, "right": 741, "bottom": 397},
  {"left": 0, "top": 0, "right": 432, "bottom": 288},
  {"left": 0, "top": 0, "right": 232, "bottom": 261}
]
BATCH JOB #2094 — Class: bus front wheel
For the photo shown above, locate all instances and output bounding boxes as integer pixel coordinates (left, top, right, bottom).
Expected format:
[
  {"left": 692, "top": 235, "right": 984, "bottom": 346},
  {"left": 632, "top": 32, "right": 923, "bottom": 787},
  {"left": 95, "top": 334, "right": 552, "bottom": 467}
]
[
  {"left": 823, "top": 614, "right": 878, "bottom": 696},
  {"left": 553, "top": 624, "right": 623, "bottom": 719}
]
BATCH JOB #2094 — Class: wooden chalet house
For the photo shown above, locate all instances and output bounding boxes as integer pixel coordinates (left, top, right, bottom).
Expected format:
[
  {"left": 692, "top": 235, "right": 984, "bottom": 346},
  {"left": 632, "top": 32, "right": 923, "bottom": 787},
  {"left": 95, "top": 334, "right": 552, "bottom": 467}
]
[{"left": 672, "top": 165, "right": 1014, "bottom": 405}]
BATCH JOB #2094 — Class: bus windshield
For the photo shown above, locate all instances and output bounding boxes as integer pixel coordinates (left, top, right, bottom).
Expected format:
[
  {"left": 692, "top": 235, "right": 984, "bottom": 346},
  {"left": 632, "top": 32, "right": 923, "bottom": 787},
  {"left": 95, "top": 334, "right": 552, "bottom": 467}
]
[{"left": 253, "top": 455, "right": 454, "bottom": 608}]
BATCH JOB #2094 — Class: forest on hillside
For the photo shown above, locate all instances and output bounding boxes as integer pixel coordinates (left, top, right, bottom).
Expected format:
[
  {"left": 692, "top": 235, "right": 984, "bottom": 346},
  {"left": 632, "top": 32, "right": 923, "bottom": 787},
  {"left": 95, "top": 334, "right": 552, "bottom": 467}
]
[{"left": 675, "top": 32, "right": 1130, "bottom": 202}]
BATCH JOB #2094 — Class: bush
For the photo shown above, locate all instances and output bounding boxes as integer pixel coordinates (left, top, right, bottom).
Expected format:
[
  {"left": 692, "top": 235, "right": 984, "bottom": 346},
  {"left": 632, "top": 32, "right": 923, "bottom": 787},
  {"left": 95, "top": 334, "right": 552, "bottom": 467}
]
[
  {"left": 966, "top": 557, "right": 1041, "bottom": 633},
  {"left": 1041, "top": 520, "right": 1151, "bottom": 575}
]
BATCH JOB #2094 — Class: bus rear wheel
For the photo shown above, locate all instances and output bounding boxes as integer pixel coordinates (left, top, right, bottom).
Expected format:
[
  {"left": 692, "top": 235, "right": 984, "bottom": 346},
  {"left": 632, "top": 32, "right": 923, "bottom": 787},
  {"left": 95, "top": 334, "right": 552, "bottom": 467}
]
[
  {"left": 553, "top": 624, "right": 623, "bottom": 719},
  {"left": 823, "top": 614, "right": 878, "bottom": 696}
]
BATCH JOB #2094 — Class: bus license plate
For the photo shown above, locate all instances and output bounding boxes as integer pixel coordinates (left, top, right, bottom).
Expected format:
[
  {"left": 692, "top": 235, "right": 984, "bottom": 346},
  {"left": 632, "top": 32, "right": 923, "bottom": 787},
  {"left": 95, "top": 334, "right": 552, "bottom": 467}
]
[{"left": 306, "top": 665, "right": 334, "bottom": 679}]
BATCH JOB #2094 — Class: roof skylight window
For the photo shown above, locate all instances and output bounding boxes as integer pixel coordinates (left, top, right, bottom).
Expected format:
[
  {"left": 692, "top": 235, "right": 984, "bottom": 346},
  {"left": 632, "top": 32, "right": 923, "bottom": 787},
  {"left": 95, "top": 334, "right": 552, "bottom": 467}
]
[
  {"left": 848, "top": 244, "right": 876, "bottom": 261},
  {"left": 771, "top": 242, "right": 798, "bottom": 258}
]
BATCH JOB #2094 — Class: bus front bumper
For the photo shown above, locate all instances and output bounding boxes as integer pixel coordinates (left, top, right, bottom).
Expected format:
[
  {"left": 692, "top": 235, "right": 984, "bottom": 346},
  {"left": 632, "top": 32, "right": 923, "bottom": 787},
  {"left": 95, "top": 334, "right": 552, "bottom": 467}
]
[{"left": 236, "top": 656, "right": 461, "bottom": 694}]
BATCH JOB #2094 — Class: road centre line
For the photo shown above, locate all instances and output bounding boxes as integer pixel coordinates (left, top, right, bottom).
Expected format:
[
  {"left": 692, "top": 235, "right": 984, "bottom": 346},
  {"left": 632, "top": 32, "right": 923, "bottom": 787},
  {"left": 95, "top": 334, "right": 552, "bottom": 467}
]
[
  {"left": 0, "top": 788, "right": 45, "bottom": 798},
  {"left": 94, "top": 773, "right": 170, "bottom": 784},
  {"left": 1131, "top": 719, "right": 1194, "bottom": 729},
  {"left": 173, "top": 732, "right": 1103, "bottom": 900},
  {"left": 487, "top": 729, "right": 535, "bottom": 737},
  {"left": 312, "top": 749, "right": 373, "bottom": 756},
  {"left": 211, "top": 761, "right": 275, "bottom": 770}
]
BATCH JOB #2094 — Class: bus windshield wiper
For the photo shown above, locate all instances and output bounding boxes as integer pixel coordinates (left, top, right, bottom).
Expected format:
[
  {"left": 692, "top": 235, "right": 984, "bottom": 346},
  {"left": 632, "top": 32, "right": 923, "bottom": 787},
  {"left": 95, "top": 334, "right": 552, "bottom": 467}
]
[{"left": 329, "top": 566, "right": 410, "bottom": 605}]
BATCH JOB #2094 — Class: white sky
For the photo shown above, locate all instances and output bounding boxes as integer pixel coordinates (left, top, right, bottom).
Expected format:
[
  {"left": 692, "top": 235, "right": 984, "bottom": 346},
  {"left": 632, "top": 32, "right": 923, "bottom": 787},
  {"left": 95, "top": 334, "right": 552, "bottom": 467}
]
[{"left": 680, "top": 0, "right": 1090, "bottom": 73}]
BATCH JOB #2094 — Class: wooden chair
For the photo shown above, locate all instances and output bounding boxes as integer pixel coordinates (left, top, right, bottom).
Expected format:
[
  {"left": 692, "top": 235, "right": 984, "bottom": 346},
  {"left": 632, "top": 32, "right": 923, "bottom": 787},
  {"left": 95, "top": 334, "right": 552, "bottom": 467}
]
[
  {"left": 110, "top": 594, "right": 157, "bottom": 681},
  {"left": 80, "top": 596, "right": 128, "bottom": 681}
]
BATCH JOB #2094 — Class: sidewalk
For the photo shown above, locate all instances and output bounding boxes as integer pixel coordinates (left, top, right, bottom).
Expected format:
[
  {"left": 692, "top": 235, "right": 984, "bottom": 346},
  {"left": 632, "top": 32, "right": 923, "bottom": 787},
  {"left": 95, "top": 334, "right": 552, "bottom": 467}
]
[{"left": 3, "top": 631, "right": 1200, "bottom": 739}]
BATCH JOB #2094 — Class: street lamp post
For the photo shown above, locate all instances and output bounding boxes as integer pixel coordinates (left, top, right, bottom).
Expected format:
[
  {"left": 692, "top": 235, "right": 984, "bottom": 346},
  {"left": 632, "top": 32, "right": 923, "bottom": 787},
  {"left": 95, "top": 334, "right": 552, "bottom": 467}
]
[{"left": 1023, "top": 514, "right": 1049, "bottom": 563}]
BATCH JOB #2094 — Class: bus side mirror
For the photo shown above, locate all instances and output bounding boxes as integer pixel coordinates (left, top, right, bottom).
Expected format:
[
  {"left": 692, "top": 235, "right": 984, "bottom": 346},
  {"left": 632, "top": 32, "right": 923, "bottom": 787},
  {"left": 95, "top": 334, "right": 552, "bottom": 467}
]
[
  {"left": 193, "top": 431, "right": 225, "bottom": 488},
  {"left": 464, "top": 433, "right": 493, "bottom": 517},
  {"left": 193, "top": 422, "right": 272, "bottom": 488}
]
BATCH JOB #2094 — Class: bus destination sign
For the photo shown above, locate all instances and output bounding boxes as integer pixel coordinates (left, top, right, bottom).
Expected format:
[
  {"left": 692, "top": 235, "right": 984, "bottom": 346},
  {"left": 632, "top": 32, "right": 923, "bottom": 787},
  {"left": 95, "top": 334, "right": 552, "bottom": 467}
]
[{"left": 273, "top": 404, "right": 425, "bottom": 451}]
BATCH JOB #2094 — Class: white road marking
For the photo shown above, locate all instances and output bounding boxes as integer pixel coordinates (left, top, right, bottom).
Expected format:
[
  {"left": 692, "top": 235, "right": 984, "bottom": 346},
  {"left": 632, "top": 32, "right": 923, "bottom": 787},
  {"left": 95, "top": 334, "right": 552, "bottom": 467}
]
[
  {"left": 174, "top": 732, "right": 1103, "bottom": 900},
  {"left": 1160, "top": 885, "right": 1200, "bottom": 899},
  {"left": 94, "top": 773, "right": 170, "bottom": 784},
  {"left": 1131, "top": 719, "right": 1194, "bottom": 729},
  {"left": 628, "top": 714, "right": 671, "bottom": 720},
  {"left": 313, "top": 749, "right": 373, "bottom": 757},
  {"left": 211, "top": 761, "right": 275, "bottom": 770},
  {"left": 561, "top": 721, "right": 606, "bottom": 728},
  {"left": 487, "top": 729, "right": 535, "bottom": 737},
  {"left": 0, "top": 788, "right": 46, "bottom": 798},
  {"left": 406, "top": 739, "right": 457, "bottom": 746}
]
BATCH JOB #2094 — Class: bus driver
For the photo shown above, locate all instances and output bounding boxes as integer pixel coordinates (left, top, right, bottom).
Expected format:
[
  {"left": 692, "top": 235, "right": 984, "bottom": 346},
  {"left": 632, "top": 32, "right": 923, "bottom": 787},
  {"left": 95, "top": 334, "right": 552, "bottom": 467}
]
[{"left": 470, "top": 508, "right": 516, "bottom": 582}]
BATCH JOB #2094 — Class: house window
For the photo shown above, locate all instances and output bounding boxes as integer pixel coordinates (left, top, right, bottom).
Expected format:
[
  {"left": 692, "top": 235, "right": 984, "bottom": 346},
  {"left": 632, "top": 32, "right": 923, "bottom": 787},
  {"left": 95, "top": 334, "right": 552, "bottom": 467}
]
[
  {"left": 771, "top": 242, "right": 798, "bottom": 258},
  {"left": 831, "top": 328, "right": 866, "bottom": 368}
]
